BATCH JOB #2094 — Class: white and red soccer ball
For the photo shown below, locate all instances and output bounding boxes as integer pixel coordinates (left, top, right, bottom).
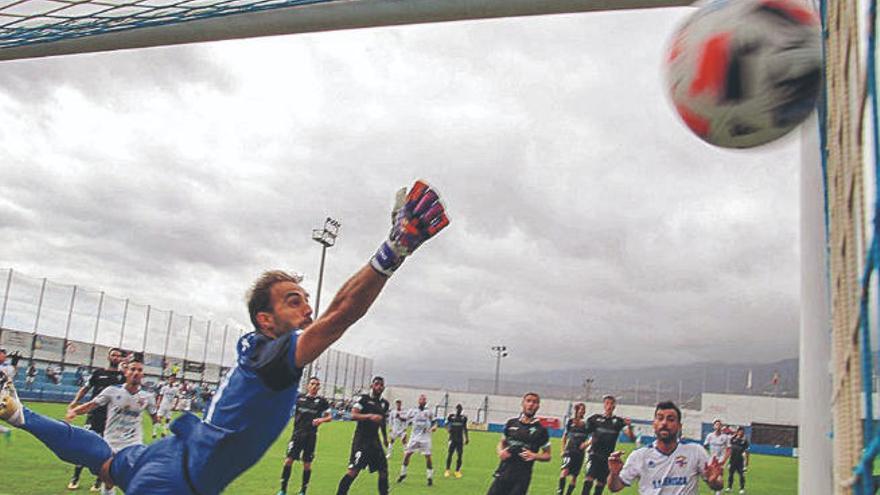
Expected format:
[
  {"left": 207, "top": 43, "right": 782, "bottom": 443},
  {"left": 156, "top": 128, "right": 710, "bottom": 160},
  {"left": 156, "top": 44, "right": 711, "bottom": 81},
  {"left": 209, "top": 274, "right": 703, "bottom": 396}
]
[{"left": 665, "top": 0, "right": 822, "bottom": 149}]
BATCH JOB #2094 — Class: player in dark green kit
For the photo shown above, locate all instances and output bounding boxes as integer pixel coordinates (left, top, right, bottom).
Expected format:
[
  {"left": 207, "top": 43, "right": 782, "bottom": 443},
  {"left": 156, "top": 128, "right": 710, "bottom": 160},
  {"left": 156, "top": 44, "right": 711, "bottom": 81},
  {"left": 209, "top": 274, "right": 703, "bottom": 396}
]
[
  {"left": 486, "top": 392, "right": 552, "bottom": 495},
  {"left": 582, "top": 395, "right": 635, "bottom": 495},
  {"left": 277, "top": 376, "right": 331, "bottom": 495},
  {"left": 444, "top": 403, "right": 469, "bottom": 478},
  {"left": 558, "top": 402, "right": 589, "bottom": 495},
  {"left": 727, "top": 427, "right": 750, "bottom": 494},
  {"left": 336, "top": 376, "right": 390, "bottom": 495}
]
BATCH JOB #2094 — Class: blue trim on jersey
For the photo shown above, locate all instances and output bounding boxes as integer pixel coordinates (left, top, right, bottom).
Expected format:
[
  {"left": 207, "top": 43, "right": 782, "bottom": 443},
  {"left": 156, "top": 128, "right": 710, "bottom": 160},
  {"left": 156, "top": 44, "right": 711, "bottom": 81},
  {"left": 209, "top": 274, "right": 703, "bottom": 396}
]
[{"left": 185, "top": 330, "right": 303, "bottom": 494}]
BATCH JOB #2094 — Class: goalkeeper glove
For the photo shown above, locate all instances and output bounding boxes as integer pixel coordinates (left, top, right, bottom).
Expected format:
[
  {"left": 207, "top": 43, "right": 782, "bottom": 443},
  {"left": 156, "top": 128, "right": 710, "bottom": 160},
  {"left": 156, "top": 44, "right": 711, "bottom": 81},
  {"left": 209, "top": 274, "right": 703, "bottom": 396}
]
[{"left": 370, "top": 180, "right": 449, "bottom": 277}]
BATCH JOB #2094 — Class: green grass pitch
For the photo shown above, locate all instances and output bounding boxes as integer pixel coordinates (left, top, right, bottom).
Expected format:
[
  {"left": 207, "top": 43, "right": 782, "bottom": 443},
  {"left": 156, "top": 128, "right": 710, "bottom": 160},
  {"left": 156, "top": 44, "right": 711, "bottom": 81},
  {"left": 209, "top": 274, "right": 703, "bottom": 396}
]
[{"left": 1, "top": 402, "right": 796, "bottom": 494}]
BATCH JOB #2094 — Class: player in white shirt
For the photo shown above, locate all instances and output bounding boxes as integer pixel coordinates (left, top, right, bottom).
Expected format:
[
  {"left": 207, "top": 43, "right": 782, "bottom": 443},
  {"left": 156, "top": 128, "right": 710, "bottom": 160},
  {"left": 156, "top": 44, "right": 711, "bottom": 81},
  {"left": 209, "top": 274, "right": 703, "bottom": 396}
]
[
  {"left": 607, "top": 401, "right": 723, "bottom": 495},
  {"left": 0, "top": 349, "right": 16, "bottom": 439},
  {"left": 386, "top": 399, "right": 409, "bottom": 459},
  {"left": 396, "top": 394, "right": 437, "bottom": 486},
  {"left": 153, "top": 375, "right": 179, "bottom": 438},
  {"left": 703, "top": 419, "right": 731, "bottom": 495},
  {"left": 0, "top": 349, "right": 19, "bottom": 380},
  {"left": 704, "top": 419, "right": 731, "bottom": 463},
  {"left": 66, "top": 360, "right": 159, "bottom": 495}
]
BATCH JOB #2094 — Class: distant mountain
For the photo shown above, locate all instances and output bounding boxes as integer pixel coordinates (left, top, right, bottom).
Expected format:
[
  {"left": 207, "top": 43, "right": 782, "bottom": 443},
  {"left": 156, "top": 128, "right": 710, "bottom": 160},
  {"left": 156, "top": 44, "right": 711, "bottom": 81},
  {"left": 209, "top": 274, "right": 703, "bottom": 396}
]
[{"left": 380, "top": 358, "right": 799, "bottom": 409}]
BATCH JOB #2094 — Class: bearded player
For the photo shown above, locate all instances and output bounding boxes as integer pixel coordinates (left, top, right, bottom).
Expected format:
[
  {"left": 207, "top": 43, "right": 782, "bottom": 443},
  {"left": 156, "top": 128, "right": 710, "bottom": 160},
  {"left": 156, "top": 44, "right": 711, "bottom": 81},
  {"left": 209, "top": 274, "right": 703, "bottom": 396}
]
[
  {"left": 66, "top": 359, "right": 158, "bottom": 495},
  {"left": 0, "top": 180, "right": 449, "bottom": 495},
  {"left": 277, "top": 376, "right": 331, "bottom": 495},
  {"left": 396, "top": 394, "right": 437, "bottom": 486},
  {"left": 582, "top": 395, "right": 635, "bottom": 495},
  {"left": 486, "top": 392, "right": 552, "bottom": 495},
  {"left": 67, "top": 347, "right": 126, "bottom": 491},
  {"left": 607, "top": 401, "right": 723, "bottom": 494},
  {"left": 386, "top": 399, "right": 408, "bottom": 459},
  {"left": 337, "top": 376, "right": 391, "bottom": 495}
]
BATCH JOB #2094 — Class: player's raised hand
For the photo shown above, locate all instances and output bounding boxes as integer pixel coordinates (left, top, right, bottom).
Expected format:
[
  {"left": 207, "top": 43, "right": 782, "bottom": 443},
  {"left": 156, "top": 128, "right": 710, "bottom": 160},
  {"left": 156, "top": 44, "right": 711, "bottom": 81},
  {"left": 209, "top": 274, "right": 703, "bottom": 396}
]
[
  {"left": 608, "top": 451, "right": 625, "bottom": 476},
  {"left": 370, "top": 180, "right": 450, "bottom": 277},
  {"left": 705, "top": 456, "right": 723, "bottom": 482}
]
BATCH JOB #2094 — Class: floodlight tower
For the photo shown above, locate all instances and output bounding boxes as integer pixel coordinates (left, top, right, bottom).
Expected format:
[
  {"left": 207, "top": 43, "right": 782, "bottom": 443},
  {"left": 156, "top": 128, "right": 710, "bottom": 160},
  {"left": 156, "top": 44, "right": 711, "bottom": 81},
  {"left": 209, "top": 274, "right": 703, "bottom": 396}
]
[
  {"left": 584, "top": 377, "right": 595, "bottom": 402},
  {"left": 491, "top": 345, "right": 508, "bottom": 395},
  {"left": 307, "top": 217, "right": 340, "bottom": 384},
  {"left": 311, "top": 217, "right": 341, "bottom": 318}
]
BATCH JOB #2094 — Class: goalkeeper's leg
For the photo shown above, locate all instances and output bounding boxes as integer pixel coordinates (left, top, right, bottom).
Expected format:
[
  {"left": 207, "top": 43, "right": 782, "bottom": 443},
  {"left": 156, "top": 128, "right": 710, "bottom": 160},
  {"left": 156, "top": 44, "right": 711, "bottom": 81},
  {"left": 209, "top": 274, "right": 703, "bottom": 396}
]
[{"left": 15, "top": 410, "right": 111, "bottom": 475}]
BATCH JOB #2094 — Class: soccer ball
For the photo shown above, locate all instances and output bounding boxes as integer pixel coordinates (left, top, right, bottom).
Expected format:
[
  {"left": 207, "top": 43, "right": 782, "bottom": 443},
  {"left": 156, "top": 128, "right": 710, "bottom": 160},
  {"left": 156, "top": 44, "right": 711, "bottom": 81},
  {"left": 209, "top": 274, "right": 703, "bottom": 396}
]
[{"left": 664, "top": 0, "right": 822, "bottom": 148}]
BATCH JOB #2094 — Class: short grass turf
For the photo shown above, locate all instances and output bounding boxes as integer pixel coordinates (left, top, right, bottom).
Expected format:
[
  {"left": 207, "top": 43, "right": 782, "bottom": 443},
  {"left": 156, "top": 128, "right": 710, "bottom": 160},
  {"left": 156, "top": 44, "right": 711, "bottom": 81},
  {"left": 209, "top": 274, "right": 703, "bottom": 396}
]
[{"left": 0, "top": 402, "right": 796, "bottom": 494}]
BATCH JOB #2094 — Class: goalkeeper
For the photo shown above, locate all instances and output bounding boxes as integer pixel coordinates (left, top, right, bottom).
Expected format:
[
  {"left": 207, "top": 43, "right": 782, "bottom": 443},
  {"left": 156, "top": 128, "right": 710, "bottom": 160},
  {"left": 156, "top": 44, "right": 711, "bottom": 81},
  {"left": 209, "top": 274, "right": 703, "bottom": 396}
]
[{"left": 0, "top": 180, "right": 449, "bottom": 495}]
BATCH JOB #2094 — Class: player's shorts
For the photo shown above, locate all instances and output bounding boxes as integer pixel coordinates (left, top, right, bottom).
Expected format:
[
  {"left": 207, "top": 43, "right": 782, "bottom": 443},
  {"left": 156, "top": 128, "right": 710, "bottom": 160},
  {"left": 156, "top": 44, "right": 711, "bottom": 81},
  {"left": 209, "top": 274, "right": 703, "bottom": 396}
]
[
  {"left": 447, "top": 438, "right": 464, "bottom": 456},
  {"left": 85, "top": 410, "right": 108, "bottom": 436},
  {"left": 561, "top": 450, "right": 585, "bottom": 477},
  {"left": 729, "top": 458, "right": 745, "bottom": 473},
  {"left": 586, "top": 454, "right": 610, "bottom": 482},
  {"left": 109, "top": 437, "right": 195, "bottom": 495},
  {"left": 486, "top": 472, "right": 531, "bottom": 495},
  {"left": 157, "top": 404, "right": 174, "bottom": 420},
  {"left": 348, "top": 440, "right": 388, "bottom": 473},
  {"left": 286, "top": 433, "right": 317, "bottom": 462},
  {"left": 404, "top": 435, "right": 432, "bottom": 455}
]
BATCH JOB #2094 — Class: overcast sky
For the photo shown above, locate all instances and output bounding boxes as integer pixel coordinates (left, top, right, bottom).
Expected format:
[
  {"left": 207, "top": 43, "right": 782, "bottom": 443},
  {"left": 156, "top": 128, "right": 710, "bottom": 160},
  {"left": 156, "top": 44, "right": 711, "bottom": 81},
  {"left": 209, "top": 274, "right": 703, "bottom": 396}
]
[{"left": 0, "top": 7, "right": 802, "bottom": 381}]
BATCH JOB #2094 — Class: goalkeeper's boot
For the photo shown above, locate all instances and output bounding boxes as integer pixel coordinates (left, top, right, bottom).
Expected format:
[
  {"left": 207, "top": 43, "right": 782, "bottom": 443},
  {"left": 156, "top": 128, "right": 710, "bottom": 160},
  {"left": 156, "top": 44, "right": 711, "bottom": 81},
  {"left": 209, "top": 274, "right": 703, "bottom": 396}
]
[
  {"left": 454, "top": 471, "right": 462, "bottom": 479},
  {"left": 0, "top": 373, "right": 24, "bottom": 426},
  {"left": 444, "top": 470, "right": 450, "bottom": 478}
]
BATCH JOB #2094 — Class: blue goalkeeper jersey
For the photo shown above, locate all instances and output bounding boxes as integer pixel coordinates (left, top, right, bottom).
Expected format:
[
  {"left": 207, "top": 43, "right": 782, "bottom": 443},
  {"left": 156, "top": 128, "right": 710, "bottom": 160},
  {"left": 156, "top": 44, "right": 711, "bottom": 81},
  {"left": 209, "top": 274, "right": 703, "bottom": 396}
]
[{"left": 183, "top": 329, "right": 303, "bottom": 494}]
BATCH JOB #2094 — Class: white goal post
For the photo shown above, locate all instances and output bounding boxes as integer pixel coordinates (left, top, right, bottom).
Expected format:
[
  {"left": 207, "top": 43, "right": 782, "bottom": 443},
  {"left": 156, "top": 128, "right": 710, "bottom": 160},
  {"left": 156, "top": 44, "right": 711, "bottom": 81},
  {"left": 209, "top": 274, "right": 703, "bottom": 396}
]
[{"left": 0, "top": 0, "right": 693, "bottom": 61}]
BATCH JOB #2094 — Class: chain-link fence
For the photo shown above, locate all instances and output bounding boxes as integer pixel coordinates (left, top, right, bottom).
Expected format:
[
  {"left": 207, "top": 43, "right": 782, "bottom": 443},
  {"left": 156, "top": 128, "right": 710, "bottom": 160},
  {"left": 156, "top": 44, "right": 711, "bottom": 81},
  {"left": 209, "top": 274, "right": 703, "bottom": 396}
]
[{"left": 0, "top": 268, "right": 371, "bottom": 394}]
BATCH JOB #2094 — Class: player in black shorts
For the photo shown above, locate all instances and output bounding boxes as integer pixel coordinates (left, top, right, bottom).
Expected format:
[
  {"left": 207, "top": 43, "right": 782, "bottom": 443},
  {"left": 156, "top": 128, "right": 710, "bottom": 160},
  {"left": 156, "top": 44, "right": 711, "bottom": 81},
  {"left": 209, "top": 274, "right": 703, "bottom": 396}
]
[
  {"left": 486, "top": 392, "right": 552, "bottom": 495},
  {"left": 582, "top": 395, "right": 635, "bottom": 495},
  {"left": 558, "top": 402, "right": 589, "bottom": 495},
  {"left": 66, "top": 347, "right": 125, "bottom": 491},
  {"left": 444, "top": 403, "right": 469, "bottom": 478},
  {"left": 727, "top": 427, "right": 750, "bottom": 494},
  {"left": 336, "top": 376, "right": 390, "bottom": 495},
  {"left": 277, "top": 376, "right": 332, "bottom": 495}
]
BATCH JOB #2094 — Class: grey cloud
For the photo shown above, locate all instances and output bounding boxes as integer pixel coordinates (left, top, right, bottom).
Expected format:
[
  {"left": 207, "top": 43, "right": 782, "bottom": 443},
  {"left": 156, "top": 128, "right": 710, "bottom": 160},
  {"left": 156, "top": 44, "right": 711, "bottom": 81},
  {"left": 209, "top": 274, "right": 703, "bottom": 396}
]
[{"left": 0, "top": 8, "right": 801, "bottom": 379}]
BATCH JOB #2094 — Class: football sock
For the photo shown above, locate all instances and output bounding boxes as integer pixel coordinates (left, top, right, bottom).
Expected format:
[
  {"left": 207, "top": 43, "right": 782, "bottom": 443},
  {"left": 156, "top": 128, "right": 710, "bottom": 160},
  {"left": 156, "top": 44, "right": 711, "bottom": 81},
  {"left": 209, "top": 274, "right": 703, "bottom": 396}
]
[{"left": 280, "top": 463, "right": 292, "bottom": 492}]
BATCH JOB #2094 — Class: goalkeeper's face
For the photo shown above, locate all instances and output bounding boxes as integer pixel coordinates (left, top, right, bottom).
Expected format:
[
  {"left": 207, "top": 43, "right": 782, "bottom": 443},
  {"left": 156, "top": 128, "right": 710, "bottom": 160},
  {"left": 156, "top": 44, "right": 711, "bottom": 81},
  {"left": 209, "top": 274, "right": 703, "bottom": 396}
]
[{"left": 264, "top": 281, "right": 313, "bottom": 336}]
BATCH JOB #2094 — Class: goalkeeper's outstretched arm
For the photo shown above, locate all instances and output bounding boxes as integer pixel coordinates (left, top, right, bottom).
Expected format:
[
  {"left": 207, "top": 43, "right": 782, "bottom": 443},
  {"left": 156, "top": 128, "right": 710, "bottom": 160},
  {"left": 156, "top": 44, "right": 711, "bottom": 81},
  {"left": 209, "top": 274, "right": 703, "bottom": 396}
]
[{"left": 294, "top": 180, "right": 449, "bottom": 368}]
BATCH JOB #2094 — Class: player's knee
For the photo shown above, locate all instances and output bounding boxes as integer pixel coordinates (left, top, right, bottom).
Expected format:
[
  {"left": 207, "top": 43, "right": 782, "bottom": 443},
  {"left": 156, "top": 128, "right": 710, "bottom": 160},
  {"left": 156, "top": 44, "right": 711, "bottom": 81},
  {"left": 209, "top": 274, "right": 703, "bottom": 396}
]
[{"left": 99, "top": 457, "right": 115, "bottom": 488}]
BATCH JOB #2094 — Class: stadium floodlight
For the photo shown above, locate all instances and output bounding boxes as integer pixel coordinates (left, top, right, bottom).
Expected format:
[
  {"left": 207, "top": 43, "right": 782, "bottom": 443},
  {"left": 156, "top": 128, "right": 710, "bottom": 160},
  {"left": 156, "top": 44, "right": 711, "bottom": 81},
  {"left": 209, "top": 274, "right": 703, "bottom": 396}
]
[
  {"left": 311, "top": 217, "right": 341, "bottom": 319},
  {"left": 491, "top": 345, "right": 508, "bottom": 395},
  {"left": 583, "top": 377, "right": 594, "bottom": 402}
]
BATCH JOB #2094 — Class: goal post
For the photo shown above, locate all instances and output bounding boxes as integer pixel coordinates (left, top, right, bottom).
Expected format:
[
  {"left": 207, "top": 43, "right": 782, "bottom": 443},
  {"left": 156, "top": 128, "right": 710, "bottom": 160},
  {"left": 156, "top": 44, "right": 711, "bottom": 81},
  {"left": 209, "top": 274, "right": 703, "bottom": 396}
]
[{"left": 0, "top": 0, "right": 694, "bottom": 61}]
